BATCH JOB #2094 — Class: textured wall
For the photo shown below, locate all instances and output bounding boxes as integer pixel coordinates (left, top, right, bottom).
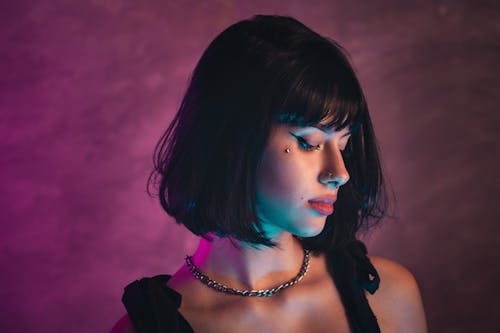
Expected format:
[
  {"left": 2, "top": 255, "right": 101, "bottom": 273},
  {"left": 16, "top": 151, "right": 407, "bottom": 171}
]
[{"left": 1, "top": 1, "right": 499, "bottom": 332}]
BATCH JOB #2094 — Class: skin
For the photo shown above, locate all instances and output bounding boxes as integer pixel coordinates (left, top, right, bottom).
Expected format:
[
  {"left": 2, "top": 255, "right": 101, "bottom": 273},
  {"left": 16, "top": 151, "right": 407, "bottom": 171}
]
[
  {"left": 110, "top": 124, "right": 427, "bottom": 333},
  {"left": 255, "top": 124, "right": 351, "bottom": 240}
]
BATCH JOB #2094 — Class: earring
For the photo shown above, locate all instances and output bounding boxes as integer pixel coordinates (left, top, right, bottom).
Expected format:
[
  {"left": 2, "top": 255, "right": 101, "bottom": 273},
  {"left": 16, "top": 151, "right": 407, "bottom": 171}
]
[{"left": 284, "top": 148, "right": 291, "bottom": 154}]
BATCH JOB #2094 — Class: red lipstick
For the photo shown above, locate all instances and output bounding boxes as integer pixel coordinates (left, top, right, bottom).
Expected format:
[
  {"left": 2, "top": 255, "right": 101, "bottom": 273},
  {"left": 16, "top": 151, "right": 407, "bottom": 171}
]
[
  {"left": 308, "top": 195, "right": 336, "bottom": 216},
  {"left": 308, "top": 202, "right": 334, "bottom": 215}
]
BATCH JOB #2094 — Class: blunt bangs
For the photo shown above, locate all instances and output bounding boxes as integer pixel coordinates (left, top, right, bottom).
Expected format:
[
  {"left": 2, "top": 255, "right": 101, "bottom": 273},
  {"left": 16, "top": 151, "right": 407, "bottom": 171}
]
[{"left": 270, "top": 40, "right": 367, "bottom": 133}]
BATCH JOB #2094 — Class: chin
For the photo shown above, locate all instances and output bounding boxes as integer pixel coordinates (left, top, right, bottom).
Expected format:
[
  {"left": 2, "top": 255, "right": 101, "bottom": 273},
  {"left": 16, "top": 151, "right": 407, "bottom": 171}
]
[{"left": 294, "top": 219, "right": 327, "bottom": 238}]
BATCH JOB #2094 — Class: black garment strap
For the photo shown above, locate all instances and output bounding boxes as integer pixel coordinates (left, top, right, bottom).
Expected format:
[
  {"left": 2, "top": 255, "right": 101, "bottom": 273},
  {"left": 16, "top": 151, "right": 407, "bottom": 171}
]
[
  {"left": 327, "top": 240, "right": 381, "bottom": 333},
  {"left": 122, "top": 275, "right": 194, "bottom": 333}
]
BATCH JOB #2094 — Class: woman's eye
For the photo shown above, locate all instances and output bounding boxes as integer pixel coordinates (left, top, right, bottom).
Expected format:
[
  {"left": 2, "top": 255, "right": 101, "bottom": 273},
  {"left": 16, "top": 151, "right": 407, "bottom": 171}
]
[{"left": 292, "top": 134, "right": 321, "bottom": 151}]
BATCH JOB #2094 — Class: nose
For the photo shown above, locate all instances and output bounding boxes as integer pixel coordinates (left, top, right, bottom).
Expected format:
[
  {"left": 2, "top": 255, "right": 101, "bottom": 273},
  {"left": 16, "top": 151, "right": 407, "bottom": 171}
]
[
  {"left": 318, "top": 148, "right": 350, "bottom": 188},
  {"left": 318, "top": 171, "right": 349, "bottom": 188}
]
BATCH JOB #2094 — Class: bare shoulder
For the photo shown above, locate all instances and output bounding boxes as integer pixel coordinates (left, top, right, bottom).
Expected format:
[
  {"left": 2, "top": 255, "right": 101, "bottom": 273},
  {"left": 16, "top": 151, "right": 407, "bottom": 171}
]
[
  {"left": 369, "top": 256, "right": 419, "bottom": 294},
  {"left": 109, "top": 314, "right": 135, "bottom": 333},
  {"left": 367, "top": 256, "right": 428, "bottom": 333}
]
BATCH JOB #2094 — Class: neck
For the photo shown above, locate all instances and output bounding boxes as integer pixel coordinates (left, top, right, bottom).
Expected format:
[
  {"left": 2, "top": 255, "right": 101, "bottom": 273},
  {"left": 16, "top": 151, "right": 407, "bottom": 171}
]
[{"left": 189, "top": 233, "right": 305, "bottom": 291}]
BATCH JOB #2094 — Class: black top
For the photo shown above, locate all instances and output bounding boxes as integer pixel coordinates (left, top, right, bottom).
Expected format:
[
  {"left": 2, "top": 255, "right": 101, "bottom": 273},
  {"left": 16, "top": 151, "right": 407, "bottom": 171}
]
[
  {"left": 122, "top": 241, "right": 381, "bottom": 333},
  {"left": 123, "top": 274, "right": 194, "bottom": 332}
]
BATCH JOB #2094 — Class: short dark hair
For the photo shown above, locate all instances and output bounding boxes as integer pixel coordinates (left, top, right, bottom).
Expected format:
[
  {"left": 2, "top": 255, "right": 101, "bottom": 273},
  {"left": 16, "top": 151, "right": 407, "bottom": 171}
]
[{"left": 148, "top": 15, "right": 388, "bottom": 249}]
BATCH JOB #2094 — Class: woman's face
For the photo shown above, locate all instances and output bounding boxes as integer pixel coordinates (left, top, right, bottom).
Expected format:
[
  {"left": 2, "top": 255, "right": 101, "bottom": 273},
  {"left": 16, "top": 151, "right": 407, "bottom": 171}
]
[{"left": 255, "top": 123, "right": 351, "bottom": 239}]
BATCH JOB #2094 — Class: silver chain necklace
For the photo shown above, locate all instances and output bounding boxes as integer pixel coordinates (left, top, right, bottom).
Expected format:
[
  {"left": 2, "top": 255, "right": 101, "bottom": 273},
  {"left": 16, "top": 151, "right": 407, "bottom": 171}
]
[{"left": 184, "top": 249, "right": 310, "bottom": 297}]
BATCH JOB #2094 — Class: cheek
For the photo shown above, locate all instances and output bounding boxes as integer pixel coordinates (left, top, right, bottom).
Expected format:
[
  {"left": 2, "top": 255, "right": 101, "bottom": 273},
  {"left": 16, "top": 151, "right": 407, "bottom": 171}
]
[{"left": 256, "top": 148, "right": 311, "bottom": 204}]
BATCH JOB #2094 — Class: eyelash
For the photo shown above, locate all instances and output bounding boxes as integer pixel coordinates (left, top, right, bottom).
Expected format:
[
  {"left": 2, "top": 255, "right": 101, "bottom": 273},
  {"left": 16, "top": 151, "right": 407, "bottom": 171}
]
[
  {"left": 292, "top": 134, "right": 321, "bottom": 151},
  {"left": 291, "top": 133, "right": 351, "bottom": 152}
]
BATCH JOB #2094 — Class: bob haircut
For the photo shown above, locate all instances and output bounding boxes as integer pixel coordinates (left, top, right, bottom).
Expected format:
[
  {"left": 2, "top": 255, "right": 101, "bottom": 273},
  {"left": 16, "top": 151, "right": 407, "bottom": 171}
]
[{"left": 149, "top": 15, "right": 388, "bottom": 249}]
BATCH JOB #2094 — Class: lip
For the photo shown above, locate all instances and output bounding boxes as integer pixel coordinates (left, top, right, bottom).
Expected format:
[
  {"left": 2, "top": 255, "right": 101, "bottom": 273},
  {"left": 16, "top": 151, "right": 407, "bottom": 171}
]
[
  {"left": 308, "top": 201, "right": 334, "bottom": 215},
  {"left": 308, "top": 195, "right": 336, "bottom": 216},
  {"left": 308, "top": 195, "right": 337, "bottom": 204}
]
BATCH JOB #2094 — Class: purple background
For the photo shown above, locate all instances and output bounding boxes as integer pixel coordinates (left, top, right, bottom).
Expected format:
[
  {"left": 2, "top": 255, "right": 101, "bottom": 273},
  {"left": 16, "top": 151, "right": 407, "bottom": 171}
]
[{"left": 1, "top": 1, "right": 499, "bottom": 332}]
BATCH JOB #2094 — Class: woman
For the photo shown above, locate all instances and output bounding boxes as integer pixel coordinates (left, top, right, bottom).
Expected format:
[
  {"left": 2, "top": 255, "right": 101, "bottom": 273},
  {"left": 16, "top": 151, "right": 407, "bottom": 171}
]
[{"left": 111, "top": 15, "right": 427, "bottom": 333}]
